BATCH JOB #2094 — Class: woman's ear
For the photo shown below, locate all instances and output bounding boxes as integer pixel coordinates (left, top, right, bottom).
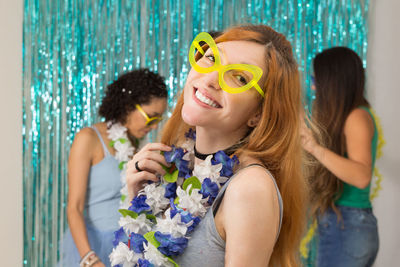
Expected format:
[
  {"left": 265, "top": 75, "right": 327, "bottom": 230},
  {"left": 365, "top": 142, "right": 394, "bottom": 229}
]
[{"left": 247, "top": 112, "right": 261, "bottom": 128}]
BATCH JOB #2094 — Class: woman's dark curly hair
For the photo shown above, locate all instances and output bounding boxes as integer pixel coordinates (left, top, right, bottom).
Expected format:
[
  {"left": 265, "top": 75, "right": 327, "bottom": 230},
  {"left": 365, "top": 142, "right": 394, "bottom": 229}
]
[{"left": 99, "top": 68, "right": 168, "bottom": 124}]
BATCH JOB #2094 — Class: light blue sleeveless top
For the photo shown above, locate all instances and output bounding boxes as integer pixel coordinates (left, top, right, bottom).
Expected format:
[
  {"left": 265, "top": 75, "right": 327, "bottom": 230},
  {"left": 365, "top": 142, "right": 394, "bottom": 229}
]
[
  {"left": 59, "top": 126, "right": 123, "bottom": 266},
  {"left": 84, "top": 126, "right": 122, "bottom": 230},
  {"left": 173, "top": 164, "right": 283, "bottom": 267}
]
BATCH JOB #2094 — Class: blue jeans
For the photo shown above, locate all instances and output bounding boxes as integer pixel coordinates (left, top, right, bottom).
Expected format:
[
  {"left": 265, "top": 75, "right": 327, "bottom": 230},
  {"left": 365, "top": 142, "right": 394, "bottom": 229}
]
[{"left": 317, "top": 206, "right": 379, "bottom": 267}]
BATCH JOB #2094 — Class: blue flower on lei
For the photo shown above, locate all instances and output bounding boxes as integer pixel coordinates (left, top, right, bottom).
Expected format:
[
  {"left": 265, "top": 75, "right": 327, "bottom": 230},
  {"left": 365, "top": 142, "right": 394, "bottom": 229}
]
[
  {"left": 154, "top": 231, "right": 189, "bottom": 257},
  {"left": 200, "top": 178, "right": 220, "bottom": 205},
  {"left": 169, "top": 200, "right": 200, "bottom": 233},
  {"left": 137, "top": 258, "right": 154, "bottom": 267},
  {"left": 164, "top": 182, "right": 177, "bottom": 199},
  {"left": 112, "top": 227, "right": 126, "bottom": 247},
  {"left": 184, "top": 128, "right": 196, "bottom": 140},
  {"left": 130, "top": 233, "right": 148, "bottom": 253},
  {"left": 129, "top": 195, "right": 151, "bottom": 213},
  {"left": 181, "top": 211, "right": 201, "bottom": 233},
  {"left": 212, "top": 150, "right": 239, "bottom": 178},
  {"left": 164, "top": 145, "right": 191, "bottom": 177}
]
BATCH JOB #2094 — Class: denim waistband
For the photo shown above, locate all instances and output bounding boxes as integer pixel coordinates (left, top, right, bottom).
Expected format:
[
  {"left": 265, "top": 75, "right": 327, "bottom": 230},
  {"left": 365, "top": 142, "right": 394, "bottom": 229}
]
[{"left": 336, "top": 205, "right": 373, "bottom": 214}]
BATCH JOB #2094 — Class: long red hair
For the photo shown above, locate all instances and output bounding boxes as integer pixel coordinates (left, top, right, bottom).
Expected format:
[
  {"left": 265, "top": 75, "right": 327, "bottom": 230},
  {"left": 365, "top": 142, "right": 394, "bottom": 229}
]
[{"left": 162, "top": 25, "right": 307, "bottom": 267}]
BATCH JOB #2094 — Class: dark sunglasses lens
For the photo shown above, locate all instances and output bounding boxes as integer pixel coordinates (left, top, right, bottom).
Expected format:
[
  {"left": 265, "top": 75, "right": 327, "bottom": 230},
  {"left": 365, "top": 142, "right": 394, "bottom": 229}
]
[{"left": 147, "top": 118, "right": 161, "bottom": 126}]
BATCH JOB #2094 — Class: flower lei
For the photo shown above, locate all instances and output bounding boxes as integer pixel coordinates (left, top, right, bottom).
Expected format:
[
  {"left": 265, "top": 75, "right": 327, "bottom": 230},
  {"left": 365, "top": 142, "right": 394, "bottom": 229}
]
[
  {"left": 108, "top": 128, "right": 239, "bottom": 267},
  {"left": 106, "top": 121, "right": 137, "bottom": 209}
]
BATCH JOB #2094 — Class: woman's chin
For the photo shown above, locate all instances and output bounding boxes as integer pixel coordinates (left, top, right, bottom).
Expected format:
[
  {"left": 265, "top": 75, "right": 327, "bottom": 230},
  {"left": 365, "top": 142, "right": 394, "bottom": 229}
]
[{"left": 181, "top": 105, "right": 203, "bottom": 126}]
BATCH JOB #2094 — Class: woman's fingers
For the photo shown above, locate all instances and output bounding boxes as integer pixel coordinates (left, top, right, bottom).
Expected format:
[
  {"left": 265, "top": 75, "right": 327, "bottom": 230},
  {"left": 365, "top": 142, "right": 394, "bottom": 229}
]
[
  {"left": 125, "top": 142, "right": 172, "bottom": 198},
  {"left": 134, "top": 150, "right": 170, "bottom": 167},
  {"left": 131, "top": 143, "right": 172, "bottom": 168},
  {"left": 126, "top": 171, "right": 159, "bottom": 198},
  {"left": 135, "top": 158, "right": 167, "bottom": 176},
  {"left": 141, "top": 142, "right": 172, "bottom": 152},
  {"left": 128, "top": 170, "right": 159, "bottom": 184}
]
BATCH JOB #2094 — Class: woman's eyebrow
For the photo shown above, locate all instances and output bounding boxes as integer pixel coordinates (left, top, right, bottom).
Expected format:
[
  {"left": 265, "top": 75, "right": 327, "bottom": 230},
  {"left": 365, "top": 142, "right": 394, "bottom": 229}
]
[
  {"left": 217, "top": 45, "right": 253, "bottom": 65},
  {"left": 217, "top": 45, "right": 229, "bottom": 64}
]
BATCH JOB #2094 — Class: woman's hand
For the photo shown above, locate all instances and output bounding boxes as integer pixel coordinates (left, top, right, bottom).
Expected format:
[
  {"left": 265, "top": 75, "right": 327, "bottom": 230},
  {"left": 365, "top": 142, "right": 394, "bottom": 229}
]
[
  {"left": 126, "top": 143, "right": 172, "bottom": 199},
  {"left": 300, "top": 121, "right": 319, "bottom": 155}
]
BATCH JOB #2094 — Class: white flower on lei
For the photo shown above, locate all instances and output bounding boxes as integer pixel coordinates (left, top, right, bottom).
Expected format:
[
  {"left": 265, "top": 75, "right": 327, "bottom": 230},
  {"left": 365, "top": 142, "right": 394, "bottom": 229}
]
[
  {"left": 109, "top": 242, "right": 141, "bottom": 267},
  {"left": 144, "top": 242, "right": 174, "bottom": 267},
  {"left": 177, "top": 185, "right": 208, "bottom": 217},
  {"left": 120, "top": 164, "right": 127, "bottom": 185},
  {"left": 119, "top": 213, "right": 152, "bottom": 235},
  {"left": 141, "top": 184, "right": 170, "bottom": 215},
  {"left": 119, "top": 185, "right": 131, "bottom": 209},
  {"left": 155, "top": 208, "right": 188, "bottom": 238},
  {"left": 181, "top": 138, "right": 195, "bottom": 153},
  {"left": 181, "top": 138, "right": 195, "bottom": 162},
  {"left": 192, "top": 155, "right": 228, "bottom": 185},
  {"left": 107, "top": 122, "right": 128, "bottom": 140},
  {"left": 114, "top": 140, "right": 135, "bottom": 162}
]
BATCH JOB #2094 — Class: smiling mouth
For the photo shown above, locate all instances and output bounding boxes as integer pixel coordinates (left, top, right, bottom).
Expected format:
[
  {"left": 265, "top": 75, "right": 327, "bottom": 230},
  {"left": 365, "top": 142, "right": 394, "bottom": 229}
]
[{"left": 194, "top": 88, "right": 222, "bottom": 108}]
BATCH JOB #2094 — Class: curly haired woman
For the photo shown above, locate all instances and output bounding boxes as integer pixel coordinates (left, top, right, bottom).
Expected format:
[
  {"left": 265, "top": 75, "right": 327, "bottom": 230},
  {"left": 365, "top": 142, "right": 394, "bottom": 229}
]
[{"left": 60, "top": 69, "right": 168, "bottom": 267}]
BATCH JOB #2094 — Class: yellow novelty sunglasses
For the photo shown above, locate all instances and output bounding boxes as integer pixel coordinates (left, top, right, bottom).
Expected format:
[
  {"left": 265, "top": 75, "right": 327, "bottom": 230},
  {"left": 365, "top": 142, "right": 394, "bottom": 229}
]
[
  {"left": 188, "top": 32, "right": 265, "bottom": 97},
  {"left": 135, "top": 104, "right": 163, "bottom": 126}
]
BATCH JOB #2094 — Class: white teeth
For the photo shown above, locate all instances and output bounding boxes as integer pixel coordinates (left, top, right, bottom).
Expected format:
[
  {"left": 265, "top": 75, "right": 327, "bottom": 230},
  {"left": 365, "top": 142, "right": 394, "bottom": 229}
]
[{"left": 195, "top": 90, "right": 219, "bottom": 108}]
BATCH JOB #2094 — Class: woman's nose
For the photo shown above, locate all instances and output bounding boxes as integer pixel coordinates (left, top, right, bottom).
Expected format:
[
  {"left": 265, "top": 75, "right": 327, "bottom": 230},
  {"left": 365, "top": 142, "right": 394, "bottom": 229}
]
[{"left": 202, "top": 70, "right": 221, "bottom": 91}]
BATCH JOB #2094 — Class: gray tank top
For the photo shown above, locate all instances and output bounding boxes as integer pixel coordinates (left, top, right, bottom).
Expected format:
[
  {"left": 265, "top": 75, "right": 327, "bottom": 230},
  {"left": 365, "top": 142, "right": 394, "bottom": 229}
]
[{"left": 173, "top": 164, "right": 283, "bottom": 267}]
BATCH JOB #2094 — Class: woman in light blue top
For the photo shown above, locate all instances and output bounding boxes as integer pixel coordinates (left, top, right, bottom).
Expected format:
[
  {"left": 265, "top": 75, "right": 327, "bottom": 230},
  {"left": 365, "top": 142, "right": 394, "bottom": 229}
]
[{"left": 59, "top": 69, "right": 168, "bottom": 267}]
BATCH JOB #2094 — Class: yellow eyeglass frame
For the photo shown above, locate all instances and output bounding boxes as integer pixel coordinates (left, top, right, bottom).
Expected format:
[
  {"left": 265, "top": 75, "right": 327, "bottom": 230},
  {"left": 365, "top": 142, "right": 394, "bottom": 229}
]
[
  {"left": 188, "top": 32, "right": 265, "bottom": 98},
  {"left": 135, "top": 104, "right": 163, "bottom": 126}
]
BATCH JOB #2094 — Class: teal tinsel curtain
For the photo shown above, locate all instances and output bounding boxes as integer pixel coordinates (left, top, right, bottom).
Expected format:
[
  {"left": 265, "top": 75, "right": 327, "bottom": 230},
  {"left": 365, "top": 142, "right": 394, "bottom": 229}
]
[{"left": 23, "top": 0, "right": 369, "bottom": 266}]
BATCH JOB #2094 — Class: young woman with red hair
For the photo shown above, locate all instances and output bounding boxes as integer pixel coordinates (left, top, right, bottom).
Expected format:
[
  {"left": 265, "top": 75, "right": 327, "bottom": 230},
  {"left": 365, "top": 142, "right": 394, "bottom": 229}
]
[{"left": 126, "top": 25, "right": 307, "bottom": 267}]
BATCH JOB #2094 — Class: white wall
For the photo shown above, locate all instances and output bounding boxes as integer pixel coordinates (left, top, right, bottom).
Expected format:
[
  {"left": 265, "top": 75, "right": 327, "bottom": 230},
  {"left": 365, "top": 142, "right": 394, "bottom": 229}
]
[
  {"left": 0, "top": 0, "right": 22, "bottom": 265},
  {"left": 1, "top": 0, "right": 399, "bottom": 266},
  {"left": 367, "top": 0, "right": 400, "bottom": 265}
]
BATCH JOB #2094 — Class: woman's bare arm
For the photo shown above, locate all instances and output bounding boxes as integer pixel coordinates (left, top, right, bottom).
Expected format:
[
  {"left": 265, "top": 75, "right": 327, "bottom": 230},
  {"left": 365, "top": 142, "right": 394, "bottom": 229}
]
[
  {"left": 301, "top": 108, "right": 374, "bottom": 189},
  {"left": 217, "top": 166, "right": 280, "bottom": 266},
  {"left": 67, "top": 128, "right": 97, "bottom": 259}
]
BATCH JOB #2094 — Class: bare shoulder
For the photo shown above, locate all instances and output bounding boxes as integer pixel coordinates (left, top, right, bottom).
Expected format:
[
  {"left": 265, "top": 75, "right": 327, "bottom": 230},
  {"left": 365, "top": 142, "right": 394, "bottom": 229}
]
[
  {"left": 221, "top": 164, "right": 280, "bottom": 251},
  {"left": 345, "top": 108, "right": 374, "bottom": 130},
  {"left": 344, "top": 108, "right": 374, "bottom": 137},
  {"left": 225, "top": 165, "right": 279, "bottom": 206},
  {"left": 70, "top": 127, "right": 98, "bottom": 151}
]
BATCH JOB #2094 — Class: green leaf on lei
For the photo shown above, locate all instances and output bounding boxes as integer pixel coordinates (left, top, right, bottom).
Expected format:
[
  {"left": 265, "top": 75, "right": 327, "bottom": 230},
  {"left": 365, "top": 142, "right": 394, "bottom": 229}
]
[
  {"left": 118, "top": 209, "right": 138, "bottom": 219},
  {"left": 109, "top": 140, "right": 115, "bottom": 148},
  {"left": 145, "top": 214, "right": 157, "bottom": 223},
  {"left": 182, "top": 176, "right": 201, "bottom": 194},
  {"left": 118, "top": 161, "right": 126, "bottom": 170},
  {"left": 143, "top": 231, "right": 160, "bottom": 248},
  {"left": 164, "top": 169, "right": 179, "bottom": 183},
  {"left": 121, "top": 194, "right": 126, "bottom": 202},
  {"left": 167, "top": 257, "right": 180, "bottom": 267},
  {"left": 110, "top": 138, "right": 127, "bottom": 148}
]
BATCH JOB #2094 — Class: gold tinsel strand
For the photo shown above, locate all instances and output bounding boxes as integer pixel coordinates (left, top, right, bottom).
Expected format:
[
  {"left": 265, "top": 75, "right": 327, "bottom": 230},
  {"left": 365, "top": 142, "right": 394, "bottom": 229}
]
[
  {"left": 300, "top": 220, "right": 317, "bottom": 259},
  {"left": 369, "top": 108, "right": 386, "bottom": 200}
]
